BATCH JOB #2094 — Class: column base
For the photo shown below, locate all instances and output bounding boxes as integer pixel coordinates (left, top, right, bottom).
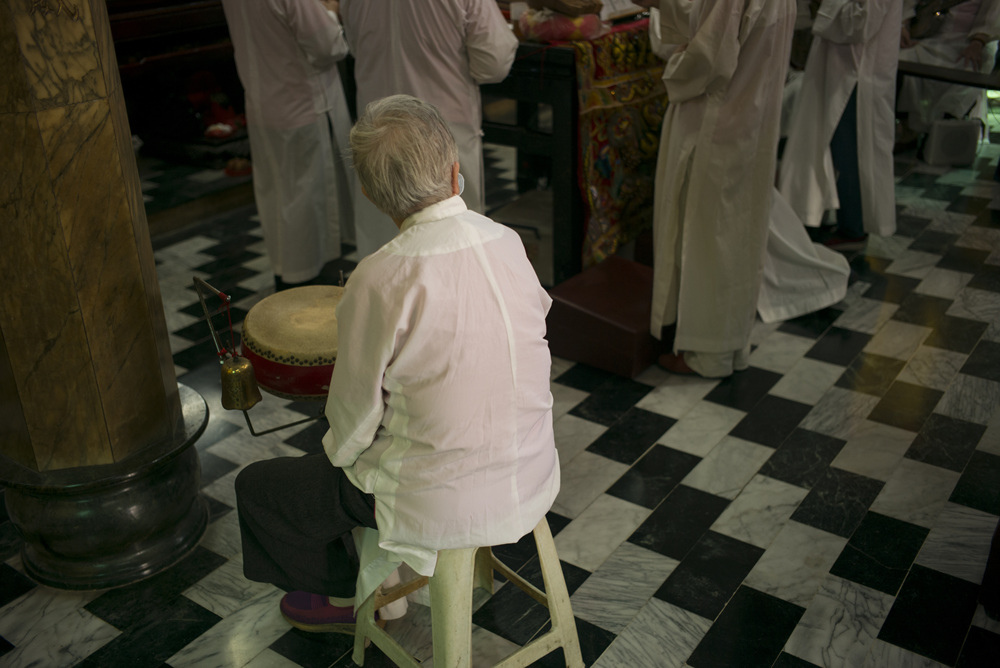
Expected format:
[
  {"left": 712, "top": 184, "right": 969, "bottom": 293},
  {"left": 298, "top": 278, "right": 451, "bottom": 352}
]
[{"left": 1, "top": 383, "right": 209, "bottom": 590}]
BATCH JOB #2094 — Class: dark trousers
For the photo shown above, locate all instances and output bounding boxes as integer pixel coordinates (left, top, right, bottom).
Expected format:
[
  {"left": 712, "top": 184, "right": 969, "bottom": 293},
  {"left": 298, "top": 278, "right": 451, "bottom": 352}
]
[
  {"left": 830, "top": 87, "right": 865, "bottom": 238},
  {"left": 235, "top": 453, "right": 377, "bottom": 598}
]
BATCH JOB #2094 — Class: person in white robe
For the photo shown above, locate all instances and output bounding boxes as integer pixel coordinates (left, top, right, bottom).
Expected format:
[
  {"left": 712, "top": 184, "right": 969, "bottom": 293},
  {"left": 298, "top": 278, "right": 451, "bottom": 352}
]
[
  {"left": 648, "top": 4, "right": 850, "bottom": 327},
  {"left": 340, "top": 0, "right": 519, "bottom": 259},
  {"left": 779, "top": 0, "right": 902, "bottom": 247},
  {"left": 222, "top": 0, "right": 355, "bottom": 289},
  {"left": 235, "top": 95, "right": 559, "bottom": 630},
  {"left": 638, "top": 0, "right": 796, "bottom": 378},
  {"left": 897, "top": 0, "right": 1000, "bottom": 135}
]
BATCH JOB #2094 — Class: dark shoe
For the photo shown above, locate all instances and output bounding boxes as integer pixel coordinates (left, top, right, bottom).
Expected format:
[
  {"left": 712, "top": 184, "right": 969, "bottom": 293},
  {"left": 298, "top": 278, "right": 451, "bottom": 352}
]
[
  {"left": 823, "top": 233, "right": 868, "bottom": 252},
  {"left": 658, "top": 352, "right": 697, "bottom": 375},
  {"left": 279, "top": 591, "right": 357, "bottom": 634}
]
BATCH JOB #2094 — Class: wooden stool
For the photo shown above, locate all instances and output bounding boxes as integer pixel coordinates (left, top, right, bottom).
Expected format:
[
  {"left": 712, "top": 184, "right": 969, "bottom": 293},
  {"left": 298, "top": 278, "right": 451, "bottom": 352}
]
[{"left": 352, "top": 518, "right": 584, "bottom": 668}]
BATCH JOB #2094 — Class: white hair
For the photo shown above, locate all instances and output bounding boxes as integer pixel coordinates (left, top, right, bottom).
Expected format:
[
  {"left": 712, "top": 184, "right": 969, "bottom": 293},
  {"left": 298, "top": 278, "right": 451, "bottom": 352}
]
[{"left": 349, "top": 95, "right": 458, "bottom": 222}]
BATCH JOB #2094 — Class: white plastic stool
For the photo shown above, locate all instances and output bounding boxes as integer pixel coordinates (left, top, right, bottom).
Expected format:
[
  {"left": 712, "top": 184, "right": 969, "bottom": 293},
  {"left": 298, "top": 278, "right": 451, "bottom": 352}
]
[{"left": 352, "top": 518, "right": 584, "bottom": 668}]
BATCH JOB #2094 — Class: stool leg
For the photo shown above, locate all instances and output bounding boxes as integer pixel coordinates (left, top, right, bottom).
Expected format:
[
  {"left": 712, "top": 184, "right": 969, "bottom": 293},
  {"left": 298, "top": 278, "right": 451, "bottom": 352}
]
[
  {"left": 474, "top": 547, "right": 495, "bottom": 595},
  {"left": 352, "top": 593, "right": 376, "bottom": 666},
  {"left": 534, "top": 519, "right": 584, "bottom": 668},
  {"left": 429, "top": 548, "right": 478, "bottom": 668}
]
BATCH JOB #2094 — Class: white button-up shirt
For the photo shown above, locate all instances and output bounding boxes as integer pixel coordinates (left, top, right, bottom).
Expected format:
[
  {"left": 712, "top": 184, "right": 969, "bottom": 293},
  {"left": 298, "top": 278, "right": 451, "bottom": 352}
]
[{"left": 323, "top": 197, "right": 560, "bottom": 590}]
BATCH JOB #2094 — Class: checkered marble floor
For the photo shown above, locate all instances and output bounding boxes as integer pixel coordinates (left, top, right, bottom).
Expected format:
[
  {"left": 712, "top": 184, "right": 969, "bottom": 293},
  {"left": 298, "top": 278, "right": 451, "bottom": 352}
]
[{"left": 2, "top": 138, "right": 1000, "bottom": 667}]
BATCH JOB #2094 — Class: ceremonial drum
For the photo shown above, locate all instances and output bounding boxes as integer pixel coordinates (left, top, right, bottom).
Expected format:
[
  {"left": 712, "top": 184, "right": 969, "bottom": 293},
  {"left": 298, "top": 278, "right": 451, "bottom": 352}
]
[{"left": 240, "top": 285, "right": 344, "bottom": 400}]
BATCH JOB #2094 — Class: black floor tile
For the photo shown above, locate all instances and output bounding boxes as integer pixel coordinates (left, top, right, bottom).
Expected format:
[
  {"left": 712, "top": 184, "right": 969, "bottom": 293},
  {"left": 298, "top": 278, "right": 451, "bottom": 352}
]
[
  {"left": 924, "top": 314, "right": 990, "bottom": 354},
  {"left": 877, "top": 564, "right": 980, "bottom": 666},
  {"left": 0, "top": 635, "right": 12, "bottom": 661},
  {"left": 606, "top": 444, "right": 701, "bottom": 509},
  {"left": 0, "top": 522, "right": 21, "bottom": 562},
  {"left": 199, "top": 451, "right": 240, "bottom": 488},
  {"left": 777, "top": 307, "right": 842, "bottom": 339},
  {"left": 972, "top": 207, "right": 1000, "bottom": 229},
  {"left": 908, "top": 230, "right": 959, "bottom": 254},
  {"left": 892, "top": 292, "right": 953, "bottom": 327},
  {"left": 956, "top": 626, "right": 1000, "bottom": 668},
  {"left": 553, "top": 364, "right": 624, "bottom": 393},
  {"left": 759, "top": 428, "right": 847, "bottom": 489},
  {"left": 773, "top": 652, "right": 822, "bottom": 668},
  {"left": 686, "top": 586, "right": 804, "bottom": 668},
  {"left": 0, "top": 563, "right": 35, "bottom": 608},
  {"left": 805, "top": 327, "right": 873, "bottom": 366},
  {"left": 173, "top": 344, "right": 223, "bottom": 371},
  {"left": 949, "top": 450, "right": 1000, "bottom": 516},
  {"left": 867, "top": 381, "right": 944, "bottom": 432},
  {"left": 937, "top": 245, "right": 990, "bottom": 273},
  {"left": 834, "top": 352, "right": 907, "bottom": 397},
  {"left": 862, "top": 273, "right": 922, "bottom": 305},
  {"left": 174, "top": 308, "right": 249, "bottom": 342},
  {"left": 729, "top": 395, "right": 812, "bottom": 448},
  {"left": 532, "top": 617, "right": 617, "bottom": 668},
  {"left": 790, "top": 468, "right": 884, "bottom": 538},
  {"left": 905, "top": 413, "right": 986, "bottom": 473},
  {"left": 282, "top": 419, "right": 331, "bottom": 456},
  {"left": 969, "top": 263, "right": 1000, "bottom": 293},
  {"left": 654, "top": 531, "right": 764, "bottom": 620},
  {"left": 194, "top": 417, "right": 242, "bottom": 453},
  {"left": 895, "top": 213, "right": 933, "bottom": 238},
  {"left": 628, "top": 485, "right": 730, "bottom": 561},
  {"left": 204, "top": 494, "right": 233, "bottom": 523},
  {"left": 922, "top": 184, "right": 965, "bottom": 202},
  {"left": 270, "top": 628, "right": 354, "bottom": 668},
  {"left": 703, "top": 366, "right": 782, "bottom": 412},
  {"left": 568, "top": 379, "right": 655, "bottom": 427},
  {"left": 945, "top": 195, "right": 990, "bottom": 215},
  {"left": 961, "top": 340, "right": 1000, "bottom": 381},
  {"left": 829, "top": 512, "right": 928, "bottom": 596},
  {"left": 850, "top": 254, "right": 893, "bottom": 281},
  {"left": 898, "top": 172, "right": 941, "bottom": 188},
  {"left": 193, "top": 250, "right": 263, "bottom": 275},
  {"left": 585, "top": 407, "right": 676, "bottom": 465}
]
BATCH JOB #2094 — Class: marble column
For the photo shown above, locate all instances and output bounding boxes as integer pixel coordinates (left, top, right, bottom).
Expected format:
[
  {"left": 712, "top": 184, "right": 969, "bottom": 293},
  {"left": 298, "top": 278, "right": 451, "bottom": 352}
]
[{"left": 0, "top": 0, "right": 208, "bottom": 589}]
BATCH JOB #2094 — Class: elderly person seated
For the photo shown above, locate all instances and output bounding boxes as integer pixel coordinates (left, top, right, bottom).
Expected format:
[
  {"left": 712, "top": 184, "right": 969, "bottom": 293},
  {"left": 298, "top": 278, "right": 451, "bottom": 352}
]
[
  {"left": 897, "top": 0, "right": 1000, "bottom": 145},
  {"left": 234, "top": 94, "right": 560, "bottom": 631}
]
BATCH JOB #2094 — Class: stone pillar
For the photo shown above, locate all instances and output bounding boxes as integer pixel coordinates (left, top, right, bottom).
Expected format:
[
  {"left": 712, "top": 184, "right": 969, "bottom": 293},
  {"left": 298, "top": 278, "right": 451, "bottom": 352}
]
[{"left": 0, "top": 0, "right": 208, "bottom": 589}]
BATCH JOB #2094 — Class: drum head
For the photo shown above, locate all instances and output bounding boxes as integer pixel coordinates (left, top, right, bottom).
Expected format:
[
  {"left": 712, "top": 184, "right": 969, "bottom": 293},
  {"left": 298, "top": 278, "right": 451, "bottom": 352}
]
[{"left": 241, "top": 285, "right": 344, "bottom": 400}]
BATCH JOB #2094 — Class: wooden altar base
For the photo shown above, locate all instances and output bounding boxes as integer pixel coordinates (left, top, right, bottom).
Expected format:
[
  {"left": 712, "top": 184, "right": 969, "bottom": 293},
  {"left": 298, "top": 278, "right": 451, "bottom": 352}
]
[{"left": 546, "top": 255, "right": 658, "bottom": 378}]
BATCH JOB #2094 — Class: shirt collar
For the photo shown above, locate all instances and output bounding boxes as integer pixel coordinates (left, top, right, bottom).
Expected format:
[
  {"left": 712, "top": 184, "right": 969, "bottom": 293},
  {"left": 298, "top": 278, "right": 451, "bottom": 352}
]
[{"left": 399, "top": 196, "right": 468, "bottom": 232}]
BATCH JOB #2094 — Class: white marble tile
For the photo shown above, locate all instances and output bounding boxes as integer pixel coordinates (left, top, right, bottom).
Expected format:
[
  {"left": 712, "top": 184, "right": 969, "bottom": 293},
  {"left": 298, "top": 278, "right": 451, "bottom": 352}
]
[
  {"left": 947, "top": 287, "right": 1000, "bottom": 335},
  {"left": 864, "top": 235, "right": 909, "bottom": 261},
  {"left": 551, "top": 452, "right": 629, "bottom": 520},
  {"left": 832, "top": 298, "right": 899, "bottom": 335},
  {"left": 550, "top": 355, "right": 575, "bottom": 381},
  {"left": 554, "top": 494, "right": 651, "bottom": 572},
  {"left": 571, "top": 542, "right": 679, "bottom": 634},
  {"left": 183, "top": 558, "right": 277, "bottom": 618},
  {"left": 0, "top": 587, "right": 117, "bottom": 668},
  {"left": 926, "top": 211, "right": 977, "bottom": 234},
  {"left": 936, "top": 373, "right": 1000, "bottom": 425},
  {"left": 711, "top": 474, "right": 809, "bottom": 549},
  {"left": 747, "top": 331, "right": 817, "bottom": 375},
  {"left": 201, "top": 466, "right": 243, "bottom": 508},
  {"left": 635, "top": 374, "right": 719, "bottom": 421},
  {"left": 901, "top": 201, "right": 952, "bottom": 217},
  {"left": 770, "top": 358, "right": 850, "bottom": 406},
  {"left": 956, "top": 224, "right": 1000, "bottom": 251},
  {"left": 198, "top": 510, "right": 244, "bottom": 560},
  {"left": 869, "top": 458, "right": 961, "bottom": 528},
  {"left": 862, "top": 320, "right": 931, "bottom": 361},
  {"left": 914, "top": 267, "right": 975, "bottom": 300},
  {"left": 167, "top": 588, "right": 287, "bottom": 667},
  {"left": 896, "top": 346, "right": 968, "bottom": 391},
  {"left": 206, "top": 427, "right": 308, "bottom": 465},
  {"left": 554, "top": 413, "right": 608, "bottom": 467},
  {"left": 551, "top": 382, "right": 589, "bottom": 421},
  {"left": 799, "top": 387, "right": 882, "bottom": 442},
  {"left": 681, "top": 436, "right": 774, "bottom": 500},
  {"left": 830, "top": 420, "right": 916, "bottom": 482},
  {"left": 592, "top": 598, "right": 712, "bottom": 668},
  {"left": 885, "top": 250, "right": 942, "bottom": 279},
  {"left": 633, "top": 363, "right": 671, "bottom": 388},
  {"left": 914, "top": 502, "right": 997, "bottom": 584},
  {"left": 783, "top": 575, "right": 894, "bottom": 668},
  {"left": 750, "top": 318, "right": 782, "bottom": 345},
  {"left": 862, "top": 639, "right": 950, "bottom": 668},
  {"left": 743, "top": 521, "right": 847, "bottom": 608},
  {"left": 894, "top": 185, "right": 930, "bottom": 203},
  {"left": 658, "top": 400, "right": 746, "bottom": 457}
]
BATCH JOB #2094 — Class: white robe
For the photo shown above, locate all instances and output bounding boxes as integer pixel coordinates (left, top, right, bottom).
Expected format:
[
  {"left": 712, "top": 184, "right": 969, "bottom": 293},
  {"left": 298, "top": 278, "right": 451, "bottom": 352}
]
[
  {"left": 341, "top": 0, "right": 518, "bottom": 258},
  {"left": 221, "top": 0, "right": 355, "bottom": 283},
  {"left": 778, "top": 0, "right": 902, "bottom": 237},
  {"left": 650, "top": 0, "right": 796, "bottom": 363},
  {"left": 898, "top": 0, "right": 1000, "bottom": 131}
]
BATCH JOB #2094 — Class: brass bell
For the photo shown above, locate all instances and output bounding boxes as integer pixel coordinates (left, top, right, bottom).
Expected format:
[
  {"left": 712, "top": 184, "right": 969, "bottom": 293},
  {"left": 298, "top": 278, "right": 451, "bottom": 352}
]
[{"left": 220, "top": 355, "right": 263, "bottom": 411}]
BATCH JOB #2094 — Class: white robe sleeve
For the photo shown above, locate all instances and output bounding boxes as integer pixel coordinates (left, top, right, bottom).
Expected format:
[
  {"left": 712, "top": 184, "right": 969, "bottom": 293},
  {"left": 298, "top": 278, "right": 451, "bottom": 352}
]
[
  {"left": 275, "top": 0, "right": 350, "bottom": 71},
  {"left": 972, "top": 0, "right": 1000, "bottom": 41},
  {"left": 322, "top": 267, "right": 396, "bottom": 468},
  {"left": 465, "top": 0, "right": 518, "bottom": 84},
  {"left": 815, "top": 0, "right": 894, "bottom": 44},
  {"left": 659, "top": 0, "right": 744, "bottom": 103}
]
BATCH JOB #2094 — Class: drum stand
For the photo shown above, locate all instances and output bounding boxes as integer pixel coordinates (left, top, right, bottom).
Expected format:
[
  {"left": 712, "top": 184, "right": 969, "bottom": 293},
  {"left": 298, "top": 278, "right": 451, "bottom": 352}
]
[{"left": 193, "top": 277, "right": 323, "bottom": 437}]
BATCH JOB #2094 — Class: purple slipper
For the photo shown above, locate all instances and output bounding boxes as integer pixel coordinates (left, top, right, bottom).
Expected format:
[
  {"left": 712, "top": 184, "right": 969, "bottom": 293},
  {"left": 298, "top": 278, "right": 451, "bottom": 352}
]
[{"left": 279, "top": 591, "right": 357, "bottom": 634}]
